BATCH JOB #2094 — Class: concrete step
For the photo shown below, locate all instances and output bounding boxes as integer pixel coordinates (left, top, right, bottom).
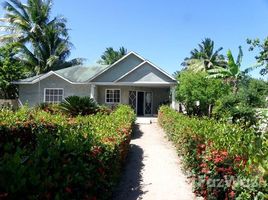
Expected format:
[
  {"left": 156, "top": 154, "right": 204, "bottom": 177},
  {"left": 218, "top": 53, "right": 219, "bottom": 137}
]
[{"left": 136, "top": 117, "right": 157, "bottom": 124}]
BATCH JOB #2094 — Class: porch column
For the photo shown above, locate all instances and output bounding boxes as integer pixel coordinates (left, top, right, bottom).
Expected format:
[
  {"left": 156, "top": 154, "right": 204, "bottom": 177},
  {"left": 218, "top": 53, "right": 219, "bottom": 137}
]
[
  {"left": 90, "top": 84, "right": 96, "bottom": 100},
  {"left": 171, "top": 86, "right": 176, "bottom": 109}
]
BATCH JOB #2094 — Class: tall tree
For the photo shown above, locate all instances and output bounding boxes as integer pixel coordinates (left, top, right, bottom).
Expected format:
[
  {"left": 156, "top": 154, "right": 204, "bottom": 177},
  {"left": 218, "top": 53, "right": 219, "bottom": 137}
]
[
  {"left": 0, "top": 0, "right": 82, "bottom": 75},
  {"left": 98, "top": 47, "right": 127, "bottom": 65},
  {"left": 207, "top": 46, "right": 246, "bottom": 93},
  {"left": 0, "top": 43, "right": 25, "bottom": 99},
  {"left": 247, "top": 38, "right": 268, "bottom": 75},
  {"left": 183, "top": 38, "right": 225, "bottom": 71}
]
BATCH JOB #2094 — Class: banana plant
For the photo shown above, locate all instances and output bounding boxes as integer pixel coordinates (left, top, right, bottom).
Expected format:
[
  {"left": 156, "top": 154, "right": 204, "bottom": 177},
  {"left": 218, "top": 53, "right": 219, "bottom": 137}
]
[{"left": 207, "top": 46, "right": 247, "bottom": 93}]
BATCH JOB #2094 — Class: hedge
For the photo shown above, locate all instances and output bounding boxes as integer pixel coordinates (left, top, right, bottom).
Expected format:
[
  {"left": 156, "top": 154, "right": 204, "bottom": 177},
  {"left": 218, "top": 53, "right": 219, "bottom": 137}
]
[
  {"left": 0, "top": 105, "right": 135, "bottom": 200},
  {"left": 158, "top": 105, "right": 267, "bottom": 200}
]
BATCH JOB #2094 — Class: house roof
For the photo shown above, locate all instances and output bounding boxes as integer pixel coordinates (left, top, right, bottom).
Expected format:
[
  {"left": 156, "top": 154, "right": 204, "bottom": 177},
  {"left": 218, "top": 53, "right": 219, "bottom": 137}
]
[
  {"left": 13, "top": 64, "right": 108, "bottom": 84},
  {"left": 13, "top": 51, "right": 177, "bottom": 85},
  {"left": 56, "top": 65, "right": 107, "bottom": 82},
  {"left": 88, "top": 51, "right": 176, "bottom": 82}
]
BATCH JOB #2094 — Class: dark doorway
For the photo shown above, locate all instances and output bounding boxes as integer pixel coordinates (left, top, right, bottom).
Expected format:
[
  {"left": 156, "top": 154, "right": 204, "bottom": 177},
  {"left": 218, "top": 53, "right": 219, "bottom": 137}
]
[{"left": 137, "top": 92, "right": 144, "bottom": 116}]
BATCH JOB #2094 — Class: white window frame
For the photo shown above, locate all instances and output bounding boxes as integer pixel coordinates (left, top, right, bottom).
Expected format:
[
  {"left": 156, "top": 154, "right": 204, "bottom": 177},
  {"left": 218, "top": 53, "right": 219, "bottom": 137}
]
[
  {"left": 44, "top": 88, "right": 64, "bottom": 103},
  {"left": 105, "top": 89, "right": 121, "bottom": 104}
]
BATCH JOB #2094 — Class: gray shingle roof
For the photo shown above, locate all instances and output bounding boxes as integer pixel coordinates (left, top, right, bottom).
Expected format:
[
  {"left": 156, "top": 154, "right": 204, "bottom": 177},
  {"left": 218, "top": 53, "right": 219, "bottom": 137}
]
[
  {"left": 14, "top": 64, "right": 108, "bottom": 83},
  {"left": 55, "top": 65, "right": 108, "bottom": 82},
  {"left": 15, "top": 74, "right": 43, "bottom": 83}
]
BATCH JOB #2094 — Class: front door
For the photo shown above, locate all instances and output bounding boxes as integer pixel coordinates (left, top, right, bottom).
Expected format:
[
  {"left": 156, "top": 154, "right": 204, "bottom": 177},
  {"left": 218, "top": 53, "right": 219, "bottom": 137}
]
[
  {"left": 129, "top": 91, "right": 153, "bottom": 116},
  {"left": 137, "top": 92, "right": 144, "bottom": 116},
  {"left": 144, "top": 92, "right": 152, "bottom": 116}
]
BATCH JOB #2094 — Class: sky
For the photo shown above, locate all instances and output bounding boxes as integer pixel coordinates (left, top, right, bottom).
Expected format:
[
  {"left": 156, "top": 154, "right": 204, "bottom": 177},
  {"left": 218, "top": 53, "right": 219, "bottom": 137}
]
[{"left": 1, "top": 0, "right": 268, "bottom": 79}]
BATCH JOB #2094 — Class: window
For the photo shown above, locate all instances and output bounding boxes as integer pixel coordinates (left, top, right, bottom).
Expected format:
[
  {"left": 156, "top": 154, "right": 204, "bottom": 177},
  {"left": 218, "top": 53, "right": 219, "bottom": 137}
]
[
  {"left": 105, "top": 89, "right": 120, "bottom": 103},
  {"left": 44, "top": 88, "right": 64, "bottom": 103}
]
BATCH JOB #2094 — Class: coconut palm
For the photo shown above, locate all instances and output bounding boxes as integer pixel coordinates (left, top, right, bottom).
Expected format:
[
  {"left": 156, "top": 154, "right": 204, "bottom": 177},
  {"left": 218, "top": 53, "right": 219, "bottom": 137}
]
[
  {"left": 98, "top": 47, "right": 127, "bottom": 65},
  {"left": 183, "top": 38, "right": 225, "bottom": 71},
  {"left": 20, "top": 22, "right": 83, "bottom": 74},
  {"left": 0, "top": 0, "right": 82, "bottom": 74},
  {"left": 207, "top": 46, "right": 245, "bottom": 93}
]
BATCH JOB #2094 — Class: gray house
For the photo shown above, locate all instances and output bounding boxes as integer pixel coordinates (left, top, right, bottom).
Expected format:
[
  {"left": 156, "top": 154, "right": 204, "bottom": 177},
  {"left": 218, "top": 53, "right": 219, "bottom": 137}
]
[{"left": 14, "top": 51, "right": 177, "bottom": 116}]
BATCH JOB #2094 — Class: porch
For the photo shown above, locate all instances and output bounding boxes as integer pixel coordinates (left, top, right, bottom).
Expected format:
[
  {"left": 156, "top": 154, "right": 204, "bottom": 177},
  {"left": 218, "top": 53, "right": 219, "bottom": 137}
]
[{"left": 91, "top": 85, "right": 176, "bottom": 116}]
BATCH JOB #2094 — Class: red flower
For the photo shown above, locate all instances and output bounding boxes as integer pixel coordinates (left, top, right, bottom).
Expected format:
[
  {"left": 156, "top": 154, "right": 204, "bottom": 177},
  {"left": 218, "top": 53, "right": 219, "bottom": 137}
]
[
  {"left": 91, "top": 146, "right": 102, "bottom": 157},
  {"left": 200, "top": 163, "right": 207, "bottom": 167},
  {"left": 213, "top": 156, "right": 224, "bottom": 164},
  {"left": 201, "top": 167, "right": 209, "bottom": 174},
  {"left": 216, "top": 167, "right": 225, "bottom": 173},
  {"left": 234, "top": 156, "right": 242, "bottom": 162},
  {"left": 221, "top": 151, "right": 228, "bottom": 157},
  {"left": 229, "top": 190, "right": 235, "bottom": 198},
  {"left": 98, "top": 167, "right": 105, "bottom": 175},
  {"left": 65, "top": 187, "right": 72, "bottom": 193},
  {"left": 0, "top": 193, "right": 8, "bottom": 198}
]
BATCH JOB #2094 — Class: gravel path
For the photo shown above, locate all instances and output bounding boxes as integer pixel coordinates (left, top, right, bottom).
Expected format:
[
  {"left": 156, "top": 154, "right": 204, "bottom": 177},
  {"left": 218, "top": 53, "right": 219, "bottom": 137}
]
[{"left": 113, "top": 122, "right": 196, "bottom": 200}]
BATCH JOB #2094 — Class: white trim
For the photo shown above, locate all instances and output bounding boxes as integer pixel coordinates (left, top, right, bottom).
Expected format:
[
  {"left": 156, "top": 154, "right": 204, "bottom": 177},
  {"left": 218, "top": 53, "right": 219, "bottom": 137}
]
[
  {"left": 105, "top": 88, "right": 121, "bottom": 104},
  {"left": 13, "top": 71, "right": 90, "bottom": 85},
  {"left": 90, "top": 84, "right": 95, "bottom": 99},
  {"left": 43, "top": 88, "right": 64, "bottom": 103},
  {"left": 170, "top": 86, "right": 176, "bottom": 109},
  {"left": 91, "top": 82, "right": 177, "bottom": 86},
  {"left": 87, "top": 51, "right": 145, "bottom": 82},
  {"left": 18, "top": 99, "right": 23, "bottom": 107},
  {"left": 114, "top": 61, "right": 147, "bottom": 82}
]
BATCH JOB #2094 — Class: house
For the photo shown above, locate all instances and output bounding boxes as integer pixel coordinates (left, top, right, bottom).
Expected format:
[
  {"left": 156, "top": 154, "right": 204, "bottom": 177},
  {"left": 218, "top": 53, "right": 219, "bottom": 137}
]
[{"left": 13, "top": 51, "right": 177, "bottom": 116}]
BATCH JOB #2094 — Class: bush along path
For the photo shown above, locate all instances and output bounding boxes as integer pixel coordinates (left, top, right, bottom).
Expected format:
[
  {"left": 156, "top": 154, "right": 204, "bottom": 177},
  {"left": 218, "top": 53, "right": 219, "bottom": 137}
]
[
  {"left": 0, "top": 105, "right": 135, "bottom": 200},
  {"left": 113, "top": 123, "right": 195, "bottom": 200},
  {"left": 158, "top": 106, "right": 268, "bottom": 200}
]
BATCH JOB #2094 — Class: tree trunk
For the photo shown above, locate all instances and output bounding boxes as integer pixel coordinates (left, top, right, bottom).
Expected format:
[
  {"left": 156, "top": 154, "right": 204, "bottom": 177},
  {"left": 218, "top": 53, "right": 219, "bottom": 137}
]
[
  {"left": 208, "top": 104, "right": 213, "bottom": 118},
  {"left": 233, "top": 80, "right": 238, "bottom": 94}
]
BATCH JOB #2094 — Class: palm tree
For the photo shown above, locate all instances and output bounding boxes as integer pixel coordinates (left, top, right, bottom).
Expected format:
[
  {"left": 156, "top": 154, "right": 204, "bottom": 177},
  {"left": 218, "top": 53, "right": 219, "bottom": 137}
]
[
  {"left": 183, "top": 38, "right": 225, "bottom": 71},
  {"left": 207, "top": 46, "right": 245, "bottom": 93},
  {"left": 98, "top": 47, "right": 127, "bottom": 65},
  {"left": 0, "top": 0, "right": 82, "bottom": 75}
]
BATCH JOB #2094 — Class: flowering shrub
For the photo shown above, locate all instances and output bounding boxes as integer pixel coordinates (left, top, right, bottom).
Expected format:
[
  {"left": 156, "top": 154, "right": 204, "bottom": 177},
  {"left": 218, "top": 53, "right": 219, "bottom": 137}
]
[
  {"left": 158, "top": 106, "right": 268, "bottom": 200},
  {"left": 0, "top": 105, "right": 135, "bottom": 199}
]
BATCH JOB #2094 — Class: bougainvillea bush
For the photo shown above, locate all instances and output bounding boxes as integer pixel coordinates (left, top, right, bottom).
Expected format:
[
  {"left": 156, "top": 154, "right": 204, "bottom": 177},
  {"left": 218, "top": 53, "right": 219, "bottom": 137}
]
[
  {"left": 0, "top": 105, "right": 135, "bottom": 200},
  {"left": 158, "top": 106, "right": 268, "bottom": 200}
]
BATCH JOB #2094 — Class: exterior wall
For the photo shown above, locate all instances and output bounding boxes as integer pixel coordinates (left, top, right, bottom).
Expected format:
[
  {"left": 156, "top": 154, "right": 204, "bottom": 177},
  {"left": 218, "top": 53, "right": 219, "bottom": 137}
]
[
  {"left": 19, "top": 74, "right": 91, "bottom": 106},
  {"left": 0, "top": 99, "right": 19, "bottom": 109},
  {"left": 119, "top": 63, "right": 174, "bottom": 83},
  {"left": 92, "top": 54, "right": 143, "bottom": 82},
  {"left": 97, "top": 85, "right": 170, "bottom": 115}
]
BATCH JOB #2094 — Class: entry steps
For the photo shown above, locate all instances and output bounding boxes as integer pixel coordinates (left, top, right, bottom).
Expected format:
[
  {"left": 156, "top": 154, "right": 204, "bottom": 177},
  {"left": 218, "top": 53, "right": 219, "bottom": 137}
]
[{"left": 136, "top": 117, "right": 158, "bottom": 124}]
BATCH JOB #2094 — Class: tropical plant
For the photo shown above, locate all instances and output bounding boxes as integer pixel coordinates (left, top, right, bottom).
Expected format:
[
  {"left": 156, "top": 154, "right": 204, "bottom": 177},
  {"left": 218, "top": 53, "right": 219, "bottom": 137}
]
[
  {"left": 0, "top": 105, "right": 135, "bottom": 199},
  {"left": 207, "top": 46, "right": 246, "bottom": 93},
  {"left": 0, "top": 0, "right": 82, "bottom": 75},
  {"left": 59, "top": 96, "right": 99, "bottom": 116},
  {"left": 159, "top": 106, "right": 266, "bottom": 200},
  {"left": 247, "top": 37, "right": 268, "bottom": 75},
  {"left": 98, "top": 47, "right": 127, "bottom": 65},
  {"left": 176, "top": 70, "right": 230, "bottom": 116},
  {"left": 183, "top": 38, "right": 225, "bottom": 71},
  {"left": 213, "top": 78, "right": 268, "bottom": 125},
  {"left": 0, "top": 43, "right": 26, "bottom": 99}
]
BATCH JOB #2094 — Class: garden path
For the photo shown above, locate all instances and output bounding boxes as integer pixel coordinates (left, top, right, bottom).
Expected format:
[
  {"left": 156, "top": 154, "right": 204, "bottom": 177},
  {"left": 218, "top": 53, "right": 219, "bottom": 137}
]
[{"left": 113, "top": 121, "right": 197, "bottom": 200}]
